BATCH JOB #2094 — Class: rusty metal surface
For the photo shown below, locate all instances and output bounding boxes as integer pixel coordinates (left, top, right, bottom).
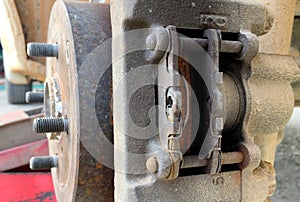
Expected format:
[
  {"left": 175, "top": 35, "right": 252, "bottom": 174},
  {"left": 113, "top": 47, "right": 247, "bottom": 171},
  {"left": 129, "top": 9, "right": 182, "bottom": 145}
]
[{"left": 47, "top": 1, "right": 113, "bottom": 201}]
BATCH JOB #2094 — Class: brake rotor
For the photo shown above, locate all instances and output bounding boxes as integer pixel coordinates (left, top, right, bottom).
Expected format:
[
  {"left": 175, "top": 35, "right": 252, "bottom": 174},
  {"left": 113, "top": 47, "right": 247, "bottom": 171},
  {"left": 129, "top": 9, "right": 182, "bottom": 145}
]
[{"left": 46, "top": 1, "right": 113, "bottom": 201}]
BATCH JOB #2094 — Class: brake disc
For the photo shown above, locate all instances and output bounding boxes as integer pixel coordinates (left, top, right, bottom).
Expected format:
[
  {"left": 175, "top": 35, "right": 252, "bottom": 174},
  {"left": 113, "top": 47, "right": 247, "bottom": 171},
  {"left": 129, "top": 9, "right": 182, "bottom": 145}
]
[{"left": 45, "top": 1, "right": 113, "bottom": 201}]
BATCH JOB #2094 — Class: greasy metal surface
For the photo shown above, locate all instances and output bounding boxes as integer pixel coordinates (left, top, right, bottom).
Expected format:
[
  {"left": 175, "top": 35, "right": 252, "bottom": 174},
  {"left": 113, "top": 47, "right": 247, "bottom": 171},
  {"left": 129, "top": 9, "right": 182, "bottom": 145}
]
[{"left": 47, "top": 1, "right": 113, "bottom": 201}]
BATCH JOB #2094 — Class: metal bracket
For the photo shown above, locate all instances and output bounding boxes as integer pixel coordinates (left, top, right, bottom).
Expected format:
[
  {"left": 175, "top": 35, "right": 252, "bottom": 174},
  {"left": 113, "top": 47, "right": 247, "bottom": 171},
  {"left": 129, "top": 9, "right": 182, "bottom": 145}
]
[
  {"left": 150, "top": 27, "right": 260, "bottom": 178},
  {"left": 199, "top": 29, "right": 224, "bottom": 174},
  {"left": 156, "top": 26, "right": 183, "bottom": 180}
]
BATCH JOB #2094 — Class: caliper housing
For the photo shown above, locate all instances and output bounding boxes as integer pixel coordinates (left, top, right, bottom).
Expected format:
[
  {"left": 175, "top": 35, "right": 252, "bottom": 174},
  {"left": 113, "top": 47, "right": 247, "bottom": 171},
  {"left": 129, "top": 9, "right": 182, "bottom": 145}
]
[{"left": 111, "top": 0, "right": 300, "bottom": 201}]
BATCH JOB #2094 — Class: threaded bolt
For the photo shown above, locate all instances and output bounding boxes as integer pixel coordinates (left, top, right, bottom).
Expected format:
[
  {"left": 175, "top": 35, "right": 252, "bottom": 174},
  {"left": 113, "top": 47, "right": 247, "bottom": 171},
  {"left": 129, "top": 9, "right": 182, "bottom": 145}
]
[
  {"left": 27, "top": 42, "right": 58, "bottom": 57},
  {"left": 33, "top": 117, "right": 68, "bottom": 133},
  {"left": 29, "top": 156, "right": 58, "bottom": 170},
  {"left": 25, "top": 92, "right": 44, "bottom": 103}
]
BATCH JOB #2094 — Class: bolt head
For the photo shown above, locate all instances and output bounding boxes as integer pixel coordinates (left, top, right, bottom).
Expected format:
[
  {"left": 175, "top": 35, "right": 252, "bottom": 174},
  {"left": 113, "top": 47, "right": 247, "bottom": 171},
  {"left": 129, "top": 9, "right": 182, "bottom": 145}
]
[
  {"left": 146, "top": 156, "right": 159, "bottom": 173},
  {"left": 146, "top": 33, "right": 157, "bottom": 50}
]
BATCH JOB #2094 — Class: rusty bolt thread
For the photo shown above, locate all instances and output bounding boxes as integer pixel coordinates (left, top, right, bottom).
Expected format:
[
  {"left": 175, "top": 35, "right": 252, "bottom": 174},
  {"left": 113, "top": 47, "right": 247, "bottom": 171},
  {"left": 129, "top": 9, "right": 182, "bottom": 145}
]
[
  {"left": 25, "top": 92, "right": 44, "bottom": 103},
  {"left": 29, "top": 156, "right": 58, "bottom": 170},
  {"left": 27, "top": 42, "right": 58, "bottom": 57},
  {"left": 33, "top": 117, "right": 68, "bottom": 133}
]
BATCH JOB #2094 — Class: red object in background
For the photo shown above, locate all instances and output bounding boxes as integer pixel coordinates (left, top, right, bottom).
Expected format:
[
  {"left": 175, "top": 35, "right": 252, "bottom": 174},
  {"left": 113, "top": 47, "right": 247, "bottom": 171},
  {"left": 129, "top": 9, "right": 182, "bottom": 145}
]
[
  {"left": 0, "top": 173, "right": 57, "bottom": 201},
  {"left": 0, "top": 110, "right": 29, "bottom": 125},
  {"left": 0, "top": 107, "right": 55, "bottom": 201},
  {"left": 0, "top": 139, "right": 49, "bottom": 171}
]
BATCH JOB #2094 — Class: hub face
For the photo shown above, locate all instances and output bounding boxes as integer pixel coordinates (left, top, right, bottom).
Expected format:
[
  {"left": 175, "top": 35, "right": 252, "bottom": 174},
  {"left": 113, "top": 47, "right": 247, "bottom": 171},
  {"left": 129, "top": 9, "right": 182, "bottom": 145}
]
[
  {"left": 46, "top": 2, "right": 78, "bottom": 199},
  {"left": 44, "top": 0, "right": 114, "bottom": 201}
]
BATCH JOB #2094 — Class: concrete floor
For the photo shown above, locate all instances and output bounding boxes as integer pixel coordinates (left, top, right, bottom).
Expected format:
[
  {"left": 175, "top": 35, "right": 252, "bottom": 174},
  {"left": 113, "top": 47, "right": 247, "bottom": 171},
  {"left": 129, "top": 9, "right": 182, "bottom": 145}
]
[{"left": 271, "top": 107, "right": 300, "bottom": 202}]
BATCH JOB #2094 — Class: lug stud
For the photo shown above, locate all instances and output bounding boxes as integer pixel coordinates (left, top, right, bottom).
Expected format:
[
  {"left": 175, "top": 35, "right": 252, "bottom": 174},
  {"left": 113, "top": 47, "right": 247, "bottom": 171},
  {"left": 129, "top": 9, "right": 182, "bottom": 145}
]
[
  {"left": 29, "top": 156, "right": 58, "bottom": 170},
  {"left": 33, "top": 117, "right": 68, "bottom": 133},
  {"left": 25, "top": 92, "right": 44, "bottom": 103},
  {"left": 27, "top": 42, "right": 58, "bottom": 57}
]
